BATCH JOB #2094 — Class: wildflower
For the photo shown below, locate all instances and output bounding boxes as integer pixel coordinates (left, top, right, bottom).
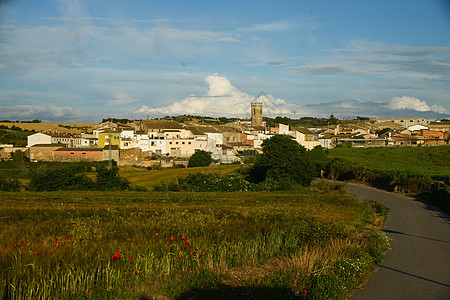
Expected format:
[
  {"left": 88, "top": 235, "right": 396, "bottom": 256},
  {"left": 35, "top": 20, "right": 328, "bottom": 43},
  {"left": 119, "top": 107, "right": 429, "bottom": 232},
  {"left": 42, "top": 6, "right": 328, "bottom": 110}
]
[
  {"left": 116, "top": 252, "right": 121, "bottom": 257},
  {"left": 303, "top": 289, "right": 307, "bottom": 295},
  {"left": 155, "top": 233, "right": 159, "bottom": 236},
  {"left": 112, "top": 255, "right": 118, "bottom": 261},
  {"left": 34, "top": 251, "right": 38, "bottom": 255},
  {"left": 66, "top": 236, "right": 71, "bottom": 240},
  {"left": 186, "top": 240, "right": 190, "bottom": 243},
  {"left": 54, "top": 243, "right": 58, "bottom": 247},
  {"left": 201, "top": 254, "right": 205, "bottom": 257},
  {"left": 127, "top": 238, "right": 131, "bottom": 242},
  {"left": 185, "top": 244, "right": 189, "bottom": 248},
  {"left": 190, "top": 251, "right": 195, "bottom": 255},
  {"left": 181, "top": 235, "right": 186, "bottom": 240},
  {"left": 170, "top": 236, "right": 174, "bottom": 241},
  {"left": 13, "top": 244, "right": 16, "bottom": 248},
  {"left": 134, "top": 270, "right": 138, "bottom": 274},
  {"left": 57, "top": 242, "right": 62, "bottom": 246},
  {"left": 128, "top": 258, "right": 133, "bottom": 262},
  {"left": 179, "top": 255, "right": 182, "bottom": 258},
  {"left": 166, "top": 242, "right": 170, "bottom": 245}
]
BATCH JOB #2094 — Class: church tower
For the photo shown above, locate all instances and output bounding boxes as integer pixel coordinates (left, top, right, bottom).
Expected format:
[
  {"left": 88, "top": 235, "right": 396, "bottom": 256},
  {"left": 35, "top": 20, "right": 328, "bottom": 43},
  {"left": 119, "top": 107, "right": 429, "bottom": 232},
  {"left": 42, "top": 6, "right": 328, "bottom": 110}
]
[{"left": 251, "top": 102, "right": 263, "bottom": 127}]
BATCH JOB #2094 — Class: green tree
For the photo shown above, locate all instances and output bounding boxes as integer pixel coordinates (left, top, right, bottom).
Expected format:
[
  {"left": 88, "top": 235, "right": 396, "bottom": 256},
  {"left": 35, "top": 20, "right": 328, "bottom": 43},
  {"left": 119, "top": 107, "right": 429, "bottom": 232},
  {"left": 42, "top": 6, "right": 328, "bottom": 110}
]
[
  {"left": 188, "top": 150, "right": 212, "bottom": 167},
  {"left": 248, "top": 135, "right": 315, "bottom": 189},
  {"left": 328, "top": 114, "right": 339, "bottom": 125}
]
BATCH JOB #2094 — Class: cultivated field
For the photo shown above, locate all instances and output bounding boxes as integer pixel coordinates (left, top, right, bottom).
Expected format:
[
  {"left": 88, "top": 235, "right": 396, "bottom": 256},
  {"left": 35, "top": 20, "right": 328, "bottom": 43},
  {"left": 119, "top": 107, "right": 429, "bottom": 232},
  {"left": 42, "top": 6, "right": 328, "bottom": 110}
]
[
  {"left": 0, "top": 182, "right": 388, "bottom": 299},
  {"left": 0, "top": 122, "right": 98, "bottom": 134},
  {"left": 328, "top": 145, "right": 450, "bottom": 178}
]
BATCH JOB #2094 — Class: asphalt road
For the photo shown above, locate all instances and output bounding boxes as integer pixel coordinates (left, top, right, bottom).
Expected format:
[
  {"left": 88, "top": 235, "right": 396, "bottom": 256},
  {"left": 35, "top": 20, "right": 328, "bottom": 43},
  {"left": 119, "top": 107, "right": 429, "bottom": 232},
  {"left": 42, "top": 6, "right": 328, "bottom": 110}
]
[{"left": 345, "top": 183, "right": 450, "bottom": 300}]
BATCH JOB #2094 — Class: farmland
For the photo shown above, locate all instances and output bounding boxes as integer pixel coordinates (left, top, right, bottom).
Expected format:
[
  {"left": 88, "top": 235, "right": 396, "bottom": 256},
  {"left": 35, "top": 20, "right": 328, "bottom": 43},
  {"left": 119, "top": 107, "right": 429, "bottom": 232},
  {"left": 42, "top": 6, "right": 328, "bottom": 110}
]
[
  {"left": 0, "top": 181, "right": 388, "bottom": 299},
  {"left": 328, "top": 146, "right": 450, "bottom": 178},
  {"left": 0, "top": 122, "right": 97, "bottom": 135}
]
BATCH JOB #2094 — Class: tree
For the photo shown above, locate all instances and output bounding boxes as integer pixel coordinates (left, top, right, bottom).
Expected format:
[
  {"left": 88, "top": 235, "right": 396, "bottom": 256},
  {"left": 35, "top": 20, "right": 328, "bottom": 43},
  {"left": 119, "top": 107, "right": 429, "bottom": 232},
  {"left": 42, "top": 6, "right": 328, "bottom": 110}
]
[
  {"left": 188, "top": 150, "right": 212, "bottom": 167},
  {"left": 247, "top": 135, "right": 315, "bottom": 189},
  {"left": 328, "top": 114, "right": 339, "bottom": 125}
]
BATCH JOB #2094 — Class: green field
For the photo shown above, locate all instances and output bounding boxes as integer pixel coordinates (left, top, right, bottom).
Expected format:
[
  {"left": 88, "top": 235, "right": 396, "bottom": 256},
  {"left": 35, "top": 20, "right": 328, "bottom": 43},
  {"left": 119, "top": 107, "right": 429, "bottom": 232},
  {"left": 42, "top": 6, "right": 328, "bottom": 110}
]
[
  {"left": 0, "top": 183, "right": 388, "bottom": 299},
  {"left": 119, "top": 164, "right": 242, "bottom": 190},
  {"left": 328, "top": 146, "right": 450, "bottom": 178}
]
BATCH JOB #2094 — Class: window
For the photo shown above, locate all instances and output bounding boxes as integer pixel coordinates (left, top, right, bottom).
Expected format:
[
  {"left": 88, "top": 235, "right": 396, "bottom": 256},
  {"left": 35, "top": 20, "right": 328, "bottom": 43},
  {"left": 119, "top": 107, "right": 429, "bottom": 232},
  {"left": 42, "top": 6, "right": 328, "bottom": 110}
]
[
  {"left": 188, "top": 142, "right": 191, "bottom": 144},
  {"left": 169, "top": 142, "right": 172, "bottom": 145},
  {"left": 182, "top": 142, "right": 185, "bottom": 144},
  {"left": 114, "top": 136, "right": 120, "bottom": 140},
  {"left": 176, "top": 142, "right": 179, "bottom": 144},
  {"left": 70, "top": 152, "right": 74, "bottom": 155},
  {"left": 105, "top": 135, "right": 109, "bottom": 139},
  {"left": 82, "top": 152, "right": 86, "bottom": 155}
]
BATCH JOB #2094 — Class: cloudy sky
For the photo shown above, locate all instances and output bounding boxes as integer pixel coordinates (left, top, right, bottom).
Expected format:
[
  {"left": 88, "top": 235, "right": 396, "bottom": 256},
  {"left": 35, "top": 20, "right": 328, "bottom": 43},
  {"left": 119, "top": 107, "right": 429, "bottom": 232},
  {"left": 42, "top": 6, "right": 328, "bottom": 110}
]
[{"left": 0, "top": 0, "right": 449, "bottom": 122}]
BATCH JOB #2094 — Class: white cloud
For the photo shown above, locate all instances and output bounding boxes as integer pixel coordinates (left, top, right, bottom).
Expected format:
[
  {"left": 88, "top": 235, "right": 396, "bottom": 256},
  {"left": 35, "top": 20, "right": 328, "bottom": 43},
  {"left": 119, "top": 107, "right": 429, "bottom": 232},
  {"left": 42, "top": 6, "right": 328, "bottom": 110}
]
[
  {"left": 137, "top": 74, "right": 304, "bottom": 118},
  {"left": 386, "top": 96, "right": 448, "bottom": 113}
]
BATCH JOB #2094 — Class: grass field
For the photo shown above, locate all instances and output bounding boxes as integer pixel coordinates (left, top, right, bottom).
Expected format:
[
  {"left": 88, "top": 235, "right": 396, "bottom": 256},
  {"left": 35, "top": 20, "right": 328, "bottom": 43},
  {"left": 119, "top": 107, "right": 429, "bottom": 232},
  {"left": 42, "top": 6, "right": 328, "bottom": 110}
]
[
  {"left": 328, "top": 146, "right": 450, "bottom": 178},
  {"left": 119, "top": 164, "right": 243, "bottom": 190},
  {"left": 0, "top": 182, "right": 388, "bottom": 299},
  {"left": 0, "top": 122, "right": 97, "bottom": 134}
]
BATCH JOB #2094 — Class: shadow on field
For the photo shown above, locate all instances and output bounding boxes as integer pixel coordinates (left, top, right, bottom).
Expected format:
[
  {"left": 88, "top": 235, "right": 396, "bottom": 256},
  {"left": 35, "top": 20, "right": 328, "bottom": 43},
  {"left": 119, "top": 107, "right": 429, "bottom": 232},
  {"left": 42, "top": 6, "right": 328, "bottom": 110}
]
[{"left": 172, "top": 284, "right": 302, "bottom": 300}]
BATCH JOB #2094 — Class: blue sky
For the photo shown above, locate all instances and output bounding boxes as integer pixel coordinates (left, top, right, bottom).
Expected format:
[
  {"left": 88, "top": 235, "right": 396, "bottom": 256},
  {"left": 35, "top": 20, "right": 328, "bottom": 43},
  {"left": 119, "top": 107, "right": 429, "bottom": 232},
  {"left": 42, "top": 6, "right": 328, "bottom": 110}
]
[{"left": 0, "top": 0, "right": 449, "bottom": 122}]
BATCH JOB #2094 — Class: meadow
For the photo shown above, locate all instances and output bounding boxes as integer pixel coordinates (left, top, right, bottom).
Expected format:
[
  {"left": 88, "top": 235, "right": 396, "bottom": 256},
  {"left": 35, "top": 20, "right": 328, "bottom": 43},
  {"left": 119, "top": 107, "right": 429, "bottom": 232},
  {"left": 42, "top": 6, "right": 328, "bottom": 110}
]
[
  {"left": 0, "top": 182, "right": 388, "bottom": 299},
  {"left": 328, "top": 145, "right": 450, "bottom": 178}
]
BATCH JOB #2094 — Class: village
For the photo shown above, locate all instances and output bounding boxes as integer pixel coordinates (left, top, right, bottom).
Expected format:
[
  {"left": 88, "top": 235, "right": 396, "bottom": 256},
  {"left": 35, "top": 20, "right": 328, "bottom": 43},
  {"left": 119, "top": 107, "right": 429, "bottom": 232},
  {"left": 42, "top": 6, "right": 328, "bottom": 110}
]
[{"left": 0, "top": 102, "right": 449, "bottom": 167}]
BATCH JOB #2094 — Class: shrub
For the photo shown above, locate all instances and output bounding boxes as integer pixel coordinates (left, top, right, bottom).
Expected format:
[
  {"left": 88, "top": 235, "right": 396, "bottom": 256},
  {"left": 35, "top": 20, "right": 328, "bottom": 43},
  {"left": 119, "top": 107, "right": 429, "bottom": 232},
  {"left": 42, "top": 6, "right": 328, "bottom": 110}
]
[
  {"left": 0, "top": 177, "right": 20, "bottom": 191},
  {"left": 188, "top": 151, "right": 212, "bottom": 167}
]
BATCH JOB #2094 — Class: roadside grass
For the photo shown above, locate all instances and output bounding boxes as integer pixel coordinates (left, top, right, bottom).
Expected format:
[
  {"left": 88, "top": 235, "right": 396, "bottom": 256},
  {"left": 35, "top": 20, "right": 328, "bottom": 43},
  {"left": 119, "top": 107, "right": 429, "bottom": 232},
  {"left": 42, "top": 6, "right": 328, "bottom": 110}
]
[
  {"left": 119, "top": 164, "right": 242, "bottom": 189},
  {"left": 328, "top": 146, "right": 450, "bottom": 178},
  {"left": 0, "top": 184, "right": 388, "bottom": 299}
]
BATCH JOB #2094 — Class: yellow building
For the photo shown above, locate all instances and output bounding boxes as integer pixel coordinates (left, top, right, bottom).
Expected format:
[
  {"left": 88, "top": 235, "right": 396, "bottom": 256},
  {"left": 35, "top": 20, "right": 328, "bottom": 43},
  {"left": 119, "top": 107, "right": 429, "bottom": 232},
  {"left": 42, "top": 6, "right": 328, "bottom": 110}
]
[{"left": 98, "top": 131, "right": 121, "bottom": 148}]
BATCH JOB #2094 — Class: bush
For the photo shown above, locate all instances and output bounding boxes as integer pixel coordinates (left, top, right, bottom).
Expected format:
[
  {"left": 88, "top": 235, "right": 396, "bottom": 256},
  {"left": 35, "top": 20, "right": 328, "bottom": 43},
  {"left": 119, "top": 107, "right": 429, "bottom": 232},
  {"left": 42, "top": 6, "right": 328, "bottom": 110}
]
[
  {"left": 0, "top": 177, "right": 20, "bottom": 191},
  {"left": 188, "top": 151, "right": 212, "bottom": 167}
]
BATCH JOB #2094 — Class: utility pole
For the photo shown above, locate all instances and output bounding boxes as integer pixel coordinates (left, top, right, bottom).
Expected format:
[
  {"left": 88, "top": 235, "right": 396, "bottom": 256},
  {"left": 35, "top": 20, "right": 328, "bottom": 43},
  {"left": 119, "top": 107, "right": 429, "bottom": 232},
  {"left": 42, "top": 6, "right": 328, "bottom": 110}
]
[{"left": 108, "top": 134, "right": 112, "bottom": 167}]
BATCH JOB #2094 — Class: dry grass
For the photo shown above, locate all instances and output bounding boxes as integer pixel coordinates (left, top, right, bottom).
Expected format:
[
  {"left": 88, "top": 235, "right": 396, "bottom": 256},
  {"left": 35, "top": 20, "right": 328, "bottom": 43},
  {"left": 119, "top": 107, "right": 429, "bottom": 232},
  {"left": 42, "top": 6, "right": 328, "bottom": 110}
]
[{"left": 0, "top": 122, "right": 97, "bottom": 134}]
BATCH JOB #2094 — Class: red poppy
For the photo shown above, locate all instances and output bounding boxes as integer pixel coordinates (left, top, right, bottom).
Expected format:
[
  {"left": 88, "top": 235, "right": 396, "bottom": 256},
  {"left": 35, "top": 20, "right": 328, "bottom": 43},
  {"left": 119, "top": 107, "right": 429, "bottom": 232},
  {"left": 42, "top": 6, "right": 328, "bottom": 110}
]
[
  {"left": 66, "top": 236, "right": 71, "bottom": 240},
  {"left": 134, "top": 270, "right": 138, "bottom": 274},
  {"left": 54, "top": 243, "right": 58, "bottom": 247},
  {"left": 116, "top": 252, "right": 121, "bottom": 256},
  {"left": 201, "top": 254, "right": 205, "bottom": 257},
  {"left": 179, "top": 255, "right": 182, "bottom": 258},
  {"left": 185, "top": 244, "right": 189, "bottom": 248},
  {"left": 57, "top": 242, "right": 62, "bottom": 246},
  {"left": 186, "top": 240, "right": 190, "bottom": 243},
  {"left": 155, "top": 233, "right": 159, "bottom": 236},
  {"left": 13, "top": 244, "right": 16, "bottom": 247},
  {"left": 166, "top": 242, "right": 170, "bottom": 245},
  {"left": 181, "top": 235, "right": 186, "bottom": 240},
  {"left": 127, "top": 238, "right": 131, "bottom": 242},
  {"left": 190, "top": 251, "right": 195, "bottom": 255},
  {"left": 303, "top": 289, "right": 307, "bottom": 295},
  {"left": 170, "top": 236, "right": 174, "bottom": 241},
  {"left": 128, "top": 258, "right": 133, "bottom": 262},
  {"left": 112, "top": 255, "right": 118, "bottom": 261},
  {"left": 34, "top": 251, "right": 38, "bottom": 255}
]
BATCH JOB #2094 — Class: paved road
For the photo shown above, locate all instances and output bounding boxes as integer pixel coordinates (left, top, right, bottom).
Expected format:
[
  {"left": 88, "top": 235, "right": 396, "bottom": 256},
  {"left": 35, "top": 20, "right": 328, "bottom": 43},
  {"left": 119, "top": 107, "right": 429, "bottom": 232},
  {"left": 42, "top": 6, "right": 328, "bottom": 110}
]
[{"left": 345, "top": 183, "right": 450, "bottom": 299}]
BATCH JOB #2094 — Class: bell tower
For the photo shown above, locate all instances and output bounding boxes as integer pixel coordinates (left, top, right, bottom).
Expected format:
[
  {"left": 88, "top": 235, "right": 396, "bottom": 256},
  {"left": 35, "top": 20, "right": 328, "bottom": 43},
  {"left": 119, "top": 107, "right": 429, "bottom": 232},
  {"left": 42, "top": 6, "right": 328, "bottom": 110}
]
[{"left": 251, "top": 102, "right": 263, "bottom": 127}]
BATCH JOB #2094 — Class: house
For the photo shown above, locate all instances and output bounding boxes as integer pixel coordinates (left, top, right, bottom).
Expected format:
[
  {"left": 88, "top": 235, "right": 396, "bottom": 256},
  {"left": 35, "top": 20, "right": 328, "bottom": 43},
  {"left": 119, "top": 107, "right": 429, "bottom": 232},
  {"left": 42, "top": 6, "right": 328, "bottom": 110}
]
[
  {"left": 53, "top": 148, "right": 103, "bottom": 162},
  {"left": 27, "top": 133, "right": 52, "bottom": 147},
  {"left": 372, "top": 118, "right": 430, "bottom": 128},
  {"left": 290, "top": 127, "right": 320, "bottom": 150},
  {"left": 318, "top": 134, "right": 333, "bottom": 149},
  {"left": 270, "top": 123, "right": 290, "bottom": 135},
  {"left": 0, "top": 146, "right": 28, "bottom": 160},
  {"left": 428, "top": 121, "right": 450, "bottom": 133},
  {"left": 98, "top": 131, "right": 121, "bottom": 148},
  {"left": 80, "top": 133, "right": 98, "bottom": 147}
]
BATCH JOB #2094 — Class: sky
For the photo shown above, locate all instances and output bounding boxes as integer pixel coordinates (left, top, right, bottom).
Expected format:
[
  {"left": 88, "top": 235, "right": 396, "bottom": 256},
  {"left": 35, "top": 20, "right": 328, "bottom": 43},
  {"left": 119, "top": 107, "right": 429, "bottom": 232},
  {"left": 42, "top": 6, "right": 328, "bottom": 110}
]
[{"left": 0, "top": 0, "right": 449, "bottom": 123}]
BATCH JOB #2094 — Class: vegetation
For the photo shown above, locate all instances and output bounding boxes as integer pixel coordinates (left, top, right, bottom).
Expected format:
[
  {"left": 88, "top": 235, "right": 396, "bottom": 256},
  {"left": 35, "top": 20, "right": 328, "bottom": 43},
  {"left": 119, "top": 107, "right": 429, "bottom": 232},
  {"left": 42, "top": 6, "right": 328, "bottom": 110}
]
[
  {"left": 326, "top": 146, "right": 450, "bottom": 213},
  {"left": 188, "top": 150, "right": 213, "bottom": 168},
  {"left": 0, "top": 127, "right": 34, "bottom": 146},
  {"left": 246, "top": 135, "right": 315, "bottom": 190},
  {"left": 27, "top": 164, "right": 142, "bottom": 192},
  {"left": 0, "top": 182, "right": 389, "bottom": 299}
]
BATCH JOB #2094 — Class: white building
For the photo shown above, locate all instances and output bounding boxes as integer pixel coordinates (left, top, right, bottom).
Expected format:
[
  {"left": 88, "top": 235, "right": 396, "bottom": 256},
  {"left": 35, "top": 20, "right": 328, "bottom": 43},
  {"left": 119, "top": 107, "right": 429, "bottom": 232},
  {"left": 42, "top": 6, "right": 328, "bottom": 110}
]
[{"left": 27, "top": 133, "right": 52, "bottom": 147}]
